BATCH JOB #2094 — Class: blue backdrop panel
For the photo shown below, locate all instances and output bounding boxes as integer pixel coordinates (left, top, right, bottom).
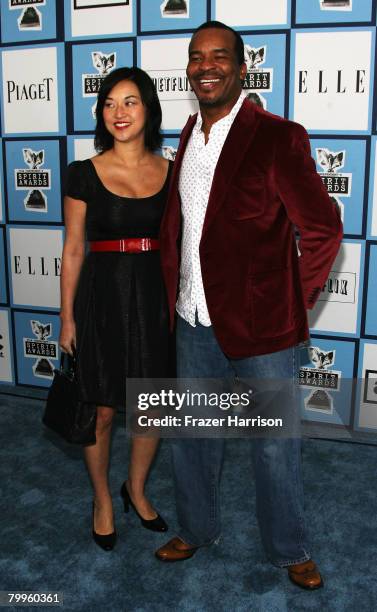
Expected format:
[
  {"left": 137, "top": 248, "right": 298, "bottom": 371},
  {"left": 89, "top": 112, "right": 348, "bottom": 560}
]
[
  {"left": 5, "top": 139, "right": 62, "bottom": 222},
  {"left": 72, "top": 40, "right": 134, "bottom": 132},
  {"left": 295, "top": 0, "right": 373, "bottom": 25},
  {"left": 0, "top": 0, "right": 57, "bottom": 44}
]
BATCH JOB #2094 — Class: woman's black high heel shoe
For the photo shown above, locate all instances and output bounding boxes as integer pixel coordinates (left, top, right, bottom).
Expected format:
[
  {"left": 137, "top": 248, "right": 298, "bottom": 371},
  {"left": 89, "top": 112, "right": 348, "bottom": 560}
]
[
  {"left": 120, "top": 482, "right": 168, "bottom": 532},
  {"left": 92, "top": 502, "right": 117, "bottom": 551}
]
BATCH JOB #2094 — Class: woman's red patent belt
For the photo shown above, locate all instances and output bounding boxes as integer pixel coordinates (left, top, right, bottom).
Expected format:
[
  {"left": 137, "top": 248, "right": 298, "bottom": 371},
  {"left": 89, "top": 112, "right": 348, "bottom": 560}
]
[{"left": 89, "top": 238, "right": 160, "bottom": 253}]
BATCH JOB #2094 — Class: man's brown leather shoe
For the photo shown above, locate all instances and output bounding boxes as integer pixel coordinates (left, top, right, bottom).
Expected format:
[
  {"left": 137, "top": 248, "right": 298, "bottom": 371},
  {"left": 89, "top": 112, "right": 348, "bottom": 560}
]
[
  {"left": 287, "top": 559, "right": 323, "bottom": 590},
  {"left": 155, "top": 537, "right": 198, "bottom": 562}
]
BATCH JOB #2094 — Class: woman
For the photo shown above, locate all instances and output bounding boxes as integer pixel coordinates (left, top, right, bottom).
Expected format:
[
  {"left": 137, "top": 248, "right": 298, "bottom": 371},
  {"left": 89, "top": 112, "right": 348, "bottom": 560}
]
[{"left": 59, "top": 67, "right": 172, "bottom": 551}]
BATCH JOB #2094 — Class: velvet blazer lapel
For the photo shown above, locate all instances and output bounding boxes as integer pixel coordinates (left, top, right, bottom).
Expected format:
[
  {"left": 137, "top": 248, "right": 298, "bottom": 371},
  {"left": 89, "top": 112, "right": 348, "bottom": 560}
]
[
  {"left": 202, "top": 98, "right": 260, "bottom": 237},
  {"left": 167, "top": 99, "right": 260, "bottom": 239}
]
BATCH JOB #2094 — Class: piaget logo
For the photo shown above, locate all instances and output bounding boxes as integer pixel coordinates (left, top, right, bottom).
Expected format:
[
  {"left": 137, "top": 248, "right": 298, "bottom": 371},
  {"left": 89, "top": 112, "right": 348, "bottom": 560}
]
[{"left": 6, "top": 77, "right": 53, "bottom": 103}]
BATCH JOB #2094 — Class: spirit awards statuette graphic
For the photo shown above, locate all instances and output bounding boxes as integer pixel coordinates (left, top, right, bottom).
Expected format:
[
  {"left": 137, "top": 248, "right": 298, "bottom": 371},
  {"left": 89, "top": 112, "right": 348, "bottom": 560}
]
[
  {"left": 23, "top": 320, "right": 58, "bottom": 379},
  {"left": 82, "top": 52, "right": 116, "bottom": 97},
  {"left": 161, "top": 0, "right": 189, "bottom": 18},
  {"left": 9, "top": 0, "right": 45, "bottom": 31},
  {"left": 316, "top": 147, "right": 352, "bottom": 223},
  {"left": 161, "top": 146, "right": 177, "bottom": 161},
  {"left": 316, "top": 148, "right": 352, "bottom": 196},
  {"left": 320, "top": 0, "right": 352, "bottom": 9},
  {"left": 82, "top": 52, "right": 116, "bottom": 118},
  {"left": 14, "top": 148, "right": 50, "bottom": 213},
  {"left": 243, "top": 45, "right": 273, "bottom": 110},
  {"left": 300, "top": 346, "right": 341, "bottom": 414}
]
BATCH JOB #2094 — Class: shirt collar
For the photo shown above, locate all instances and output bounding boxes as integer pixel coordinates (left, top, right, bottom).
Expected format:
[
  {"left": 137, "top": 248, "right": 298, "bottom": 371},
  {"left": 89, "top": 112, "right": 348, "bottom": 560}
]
[{"left": 194, "top": 90, "right": 247, "bottom": 134}]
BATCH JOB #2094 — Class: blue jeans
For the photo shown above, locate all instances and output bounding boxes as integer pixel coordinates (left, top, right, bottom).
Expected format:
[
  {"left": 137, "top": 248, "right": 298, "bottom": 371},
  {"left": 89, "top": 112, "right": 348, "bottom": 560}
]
[{"left": 171, "top": 315, "right": 311, "bottom": 567}]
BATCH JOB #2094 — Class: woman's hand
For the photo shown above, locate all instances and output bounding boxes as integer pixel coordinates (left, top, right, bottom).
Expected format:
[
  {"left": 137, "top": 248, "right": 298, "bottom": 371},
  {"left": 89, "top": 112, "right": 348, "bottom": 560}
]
[{"left": 59, "top": 318, "right": 76, "bottom": 356}]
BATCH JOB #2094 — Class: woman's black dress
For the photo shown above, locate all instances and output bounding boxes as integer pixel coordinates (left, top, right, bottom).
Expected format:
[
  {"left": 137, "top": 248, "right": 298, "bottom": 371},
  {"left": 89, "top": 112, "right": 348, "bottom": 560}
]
[{"left": 64, "top": 159, "right": 172, "bottom": 408}]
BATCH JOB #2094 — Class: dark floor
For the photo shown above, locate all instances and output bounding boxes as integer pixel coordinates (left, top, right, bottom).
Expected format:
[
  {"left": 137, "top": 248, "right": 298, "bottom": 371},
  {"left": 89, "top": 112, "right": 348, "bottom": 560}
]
[{"left": 0, "top": 393, "right": 376, "bottom": 612}]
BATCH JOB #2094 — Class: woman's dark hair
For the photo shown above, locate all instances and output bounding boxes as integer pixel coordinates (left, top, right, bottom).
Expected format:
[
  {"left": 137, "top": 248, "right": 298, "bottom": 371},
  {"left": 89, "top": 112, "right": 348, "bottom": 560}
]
[
  {"left": 191, "top": 21, "right": 245, "bottom": 66},
  {"left": 94, "top": 66, "right": 162, "bottom": 153}
]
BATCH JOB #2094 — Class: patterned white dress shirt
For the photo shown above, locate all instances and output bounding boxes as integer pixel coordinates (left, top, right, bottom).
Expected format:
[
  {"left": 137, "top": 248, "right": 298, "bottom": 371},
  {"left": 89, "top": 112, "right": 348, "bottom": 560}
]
[{"left": 176, "top": 90, "right": 247, "bottom": 327}]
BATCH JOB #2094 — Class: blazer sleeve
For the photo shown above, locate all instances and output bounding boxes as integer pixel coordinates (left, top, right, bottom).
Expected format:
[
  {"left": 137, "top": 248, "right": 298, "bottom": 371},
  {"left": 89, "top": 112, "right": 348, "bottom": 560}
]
[{"left": 274, "top": 122, "right": 343, "bottom": 309}]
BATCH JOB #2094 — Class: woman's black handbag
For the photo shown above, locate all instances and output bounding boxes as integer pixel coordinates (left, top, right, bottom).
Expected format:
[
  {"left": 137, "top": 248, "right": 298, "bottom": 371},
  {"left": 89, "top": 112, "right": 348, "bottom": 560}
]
[{"left": 42, "top": 352, "right": 96, "bottom": 445}]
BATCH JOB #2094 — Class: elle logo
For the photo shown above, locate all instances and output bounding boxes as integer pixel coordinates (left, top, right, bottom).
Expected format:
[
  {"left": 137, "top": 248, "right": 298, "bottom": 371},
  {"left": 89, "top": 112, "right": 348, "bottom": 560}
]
[
  {"left": 13, "top": 256, "right": 61, "bottom": 277},
  {"left": 298, "top": 70, "right": 366, "bottom": 94}
]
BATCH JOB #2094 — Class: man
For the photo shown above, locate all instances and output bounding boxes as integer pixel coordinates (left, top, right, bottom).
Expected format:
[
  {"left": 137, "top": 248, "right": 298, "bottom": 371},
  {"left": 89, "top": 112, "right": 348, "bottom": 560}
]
[{"left": 156, "top": 21, "right": 342, "bottom": 590}]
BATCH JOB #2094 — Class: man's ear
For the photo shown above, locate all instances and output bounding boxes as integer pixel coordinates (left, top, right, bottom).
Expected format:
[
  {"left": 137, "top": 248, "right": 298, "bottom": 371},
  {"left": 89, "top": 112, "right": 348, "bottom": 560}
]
[{"left": 240, "top": 62, "right": 247, "bottom": 82}]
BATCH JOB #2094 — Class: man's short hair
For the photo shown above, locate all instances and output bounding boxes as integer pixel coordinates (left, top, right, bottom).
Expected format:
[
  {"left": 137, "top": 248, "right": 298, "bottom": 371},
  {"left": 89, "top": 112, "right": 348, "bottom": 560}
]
[{"left": 191, "top": 20, "right": 245, "bottom": 66}]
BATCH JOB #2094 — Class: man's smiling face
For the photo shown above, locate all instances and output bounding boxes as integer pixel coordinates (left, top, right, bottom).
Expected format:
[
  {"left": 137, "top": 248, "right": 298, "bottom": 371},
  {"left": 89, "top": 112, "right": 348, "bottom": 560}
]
[{"left": 187, "top": 28, "right": 246, "bottom": 109}]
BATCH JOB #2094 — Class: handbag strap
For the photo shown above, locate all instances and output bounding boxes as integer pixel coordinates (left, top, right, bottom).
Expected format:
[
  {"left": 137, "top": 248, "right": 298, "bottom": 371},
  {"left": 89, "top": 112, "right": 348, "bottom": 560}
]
[{"left": 59, "top": 350, "right": 76, "bottom": 378}]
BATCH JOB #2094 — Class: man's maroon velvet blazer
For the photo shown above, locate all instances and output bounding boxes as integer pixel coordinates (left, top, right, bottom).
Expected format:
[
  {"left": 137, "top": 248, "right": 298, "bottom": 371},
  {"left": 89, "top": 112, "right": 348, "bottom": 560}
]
[{"left": 159, "top": 98, "right": 343, "bottom": 359}]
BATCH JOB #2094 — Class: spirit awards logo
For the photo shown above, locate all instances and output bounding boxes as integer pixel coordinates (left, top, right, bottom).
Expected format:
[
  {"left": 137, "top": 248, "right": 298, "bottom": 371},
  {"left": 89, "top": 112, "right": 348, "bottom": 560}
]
[
  {"left": 82, "top": 52, "right": 116, "bottom": 118},
  {"left": 23, "top": 320, "right": 58, "bottom": 379},
  {"left": 299, "top": 346, "right": 341, "bottom": 391},
  {"left": 319, "top": 271, "right": 356, "bottom": 303},
  {"left": 243, "top": 45, "right": 273, "bottom": 110},
  {"left": 14, "top": 148, "right": 50, "bottom": 213},
  {"left": 9, "top": 0, "right": 45, "bottom": 31},
  {"left": 161, "top": 146, "right": 177, "bottom": 161},
  {"left": 320, "top": 0, "right": 352, "bottom": 10},
  {"left": 316, "top": 147, "right": 352, "bottom": 223},
  {"left": 161, "top": 0, "right": 189, "bottom": 18}
]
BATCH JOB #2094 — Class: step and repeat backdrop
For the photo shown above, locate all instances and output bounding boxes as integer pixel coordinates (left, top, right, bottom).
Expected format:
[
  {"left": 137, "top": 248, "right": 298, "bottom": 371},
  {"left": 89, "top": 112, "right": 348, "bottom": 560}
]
[{"left": 0, "top": 0, "right": 377, "bottom": 437}]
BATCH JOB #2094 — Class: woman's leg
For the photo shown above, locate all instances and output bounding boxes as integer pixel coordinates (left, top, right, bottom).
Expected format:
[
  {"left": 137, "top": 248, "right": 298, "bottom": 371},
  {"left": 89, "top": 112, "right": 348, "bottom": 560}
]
[
  {"left": 127, "top": 436, "right": 161, "bottom": 519},
  {"left": 84, "top": 405, "right": 115, "bottom": 535}
]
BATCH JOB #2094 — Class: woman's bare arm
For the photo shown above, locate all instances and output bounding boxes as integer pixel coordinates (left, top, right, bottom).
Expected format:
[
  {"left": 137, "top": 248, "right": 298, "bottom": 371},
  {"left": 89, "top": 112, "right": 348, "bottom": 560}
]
[{"left": 59, "top": 196, "right": 86, "bottom": 354}]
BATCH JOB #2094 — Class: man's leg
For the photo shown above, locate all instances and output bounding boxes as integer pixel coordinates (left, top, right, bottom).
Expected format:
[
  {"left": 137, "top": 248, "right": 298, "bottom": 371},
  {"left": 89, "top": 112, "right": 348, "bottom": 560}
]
[
  {"left": 232, "top": 346, "right": 311, "bottom": 567},
  {"left": 158, "top": 315, "right": 232, "bottom": 554}
]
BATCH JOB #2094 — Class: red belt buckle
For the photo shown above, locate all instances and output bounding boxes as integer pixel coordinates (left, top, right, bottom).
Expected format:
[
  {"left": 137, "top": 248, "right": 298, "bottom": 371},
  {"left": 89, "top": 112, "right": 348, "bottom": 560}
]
[{"left": 89, "top": 238, "right": 159, "bottom": 253}]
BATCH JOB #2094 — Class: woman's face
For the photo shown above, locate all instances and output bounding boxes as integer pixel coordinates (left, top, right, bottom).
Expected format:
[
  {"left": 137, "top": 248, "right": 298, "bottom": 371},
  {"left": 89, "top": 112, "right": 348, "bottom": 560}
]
[{"left": 102, "top": 79, "right": 147, "bottom": 145}]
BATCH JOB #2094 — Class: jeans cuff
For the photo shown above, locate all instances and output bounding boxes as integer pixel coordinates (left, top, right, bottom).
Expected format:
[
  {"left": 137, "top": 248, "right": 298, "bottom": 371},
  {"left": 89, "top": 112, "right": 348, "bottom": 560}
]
[
  {"left": 272, "top": 552, "right": 312, "bottom": 568},
  {"left": 177, "top": 529, "right": 221, "bottom": 548}
]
